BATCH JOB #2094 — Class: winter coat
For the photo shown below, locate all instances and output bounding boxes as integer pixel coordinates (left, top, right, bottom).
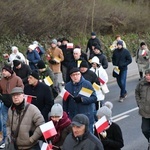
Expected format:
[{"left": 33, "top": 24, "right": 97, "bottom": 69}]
[
  {"left": 135, "top": 78, "right": 150, "bottom": 118},
  {"left": 0, "top": 72, "right": 24, "bottom": 107},
  {"left": 95, "top": 122, "right": 124, "bottom": 150},
  {"left": 26, "top": 50, "right": 41, "bottom": 70},
  {"left": 86, "top": 38, "right": 101, "bottom": 55},
  {"left": 47, "top": 47, "right": 64, "bottom": 73},
  {"left": 135, "top": 48, "right": 150, "bottom": 72},
  {"left": 90, "top": 66, "right": 109, "bottom": 101},
  {"left": 112, "top": 48, "right": 132, "bottom": 71},
  {"left": 24, "top": 82, "right": 54, "bottom": 121},
  {"left": 49, "top": 112, "right": 72, "bottom": 149},
  {"left": 63, "top": 131, "right": 104, "bottom": 150},
  {"left": 7, "top": 102, "right": 45, "bottom": 150},
  {"left": 90, "top": 53, "right": 108, "bottom": 69},
  {"left": 13, "top": 63, "right": 31, "bottom": 85},
  {"left": 63, "top": 76, "right": 97, "bottom": 125}
]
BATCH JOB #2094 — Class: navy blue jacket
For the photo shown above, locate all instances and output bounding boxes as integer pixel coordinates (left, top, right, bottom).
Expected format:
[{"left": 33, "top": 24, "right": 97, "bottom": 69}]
[
  {"left": 63, "top": 77, "right": 97, "bottom": 125},
  {"left": 112, "top": 48, "right": 132, "bottom": 71},
  {"left": 24, "top": 82, "right": 54, "bottom": 122}
]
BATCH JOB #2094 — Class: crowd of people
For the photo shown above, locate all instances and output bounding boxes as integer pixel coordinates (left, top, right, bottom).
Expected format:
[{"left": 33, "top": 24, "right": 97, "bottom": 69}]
[{"left": 0, "top": 32, "right": 149, "bottom": 150}]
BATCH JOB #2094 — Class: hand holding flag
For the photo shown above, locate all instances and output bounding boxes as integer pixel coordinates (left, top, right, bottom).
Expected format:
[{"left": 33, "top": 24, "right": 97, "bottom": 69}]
[
  {"left": 24, "top": 94, "right": 36, "bottom": 103},
  {"left": 95, "top": 116, "right": 110, "bottom": 134},
  {"left": 40, "top": 121, "right": 57, "bottom": 140},
  {"left": 59, "top": 88, "right": 73, "bottom": 101}
]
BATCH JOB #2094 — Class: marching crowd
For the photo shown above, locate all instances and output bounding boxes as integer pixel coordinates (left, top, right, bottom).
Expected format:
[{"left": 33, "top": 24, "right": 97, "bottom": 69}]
[{"left": 0, "top": 32, "right": 149, "bottom": 150}]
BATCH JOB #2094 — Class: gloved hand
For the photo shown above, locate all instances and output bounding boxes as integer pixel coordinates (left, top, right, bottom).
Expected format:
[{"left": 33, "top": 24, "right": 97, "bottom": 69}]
[
  {"left": 100, "top": 131, "right": 107, "bottom": 138},
  {"left": 74, "top": 96, "right": 82, "bottom": 103},
  {"left": 49, "top": 59, "right": 57, "bottom": 64}
]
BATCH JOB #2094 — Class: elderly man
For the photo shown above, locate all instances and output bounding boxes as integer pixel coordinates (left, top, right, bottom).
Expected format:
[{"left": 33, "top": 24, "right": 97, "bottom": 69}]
[
  {"left": 135, "top": 69, "right": 150, "bottom": 144},
  {"left": 63, "top": 67, "right": 97, "bottom": 132},
  {"left": 24, "top": 71, "right": 54, "bottom": 122},
  {"left": 63, "top": 114, "right": 104, "bottom": 150},
  {"left": 6, "top": 87, "right": 45, "bottom": 150}
]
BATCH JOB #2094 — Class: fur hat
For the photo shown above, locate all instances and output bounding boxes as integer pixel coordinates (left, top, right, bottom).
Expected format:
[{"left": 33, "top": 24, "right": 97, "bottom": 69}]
[
  {"left": 69, "top": 67, "right": 80, "bottom": 75},
  {"left": 13, "top": 60, "right": 21, "bottom": 67},
  {"left": 117, "top": 40, "right": 123, "bottom": 46},
  {"left": 80, "top": 60, "right": 89, "bottom": 68},
  {"left": 97, "top": 106, "right": 112, "bottom": 120},
  {"left": 29, "top": 71, "right": 39, "bottom": 80},
  {"left": 37, "top": 60, "right": 46, "bottom": 69},
  {"left": 50, "top": 103, "right": 63, "bottom": 117},
  {"left": 2, "top": 65, "right": 13, "bottom": 74}
]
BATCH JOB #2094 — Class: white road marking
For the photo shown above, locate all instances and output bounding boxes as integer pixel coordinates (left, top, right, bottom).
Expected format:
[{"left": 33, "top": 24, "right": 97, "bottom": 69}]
[{"left": 112, "top": 107, "right": 138, "bottom": 122}]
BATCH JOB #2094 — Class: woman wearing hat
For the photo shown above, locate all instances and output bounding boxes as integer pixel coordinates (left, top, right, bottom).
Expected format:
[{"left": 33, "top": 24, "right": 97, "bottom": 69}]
[
  {"left": 49, "top": 103, "right": 72, "bottom": 150},
  {"left": 135, "top": 42, "right": 150, "bottom": 81},
  {"left": 95, "top": 102, "right": 124, "bottom": 150}
]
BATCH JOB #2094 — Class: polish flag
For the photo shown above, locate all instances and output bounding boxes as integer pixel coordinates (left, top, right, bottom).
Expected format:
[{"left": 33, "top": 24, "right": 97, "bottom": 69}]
[
  {"left": 142, "top": 50, "right": 146, "bottom": 56},
  {"left": 40, "top": 121, "right": 57, "bottom": 140},
  {"left": 24, "top": 95, "right": 33, "bottom": 103},
  {"left": 67, "top": 43, "right": 74, "bottom": 49},
  {"left": 95, "top": 116, "right": 109, "bottom": 134},
  {"left": 59, "top": 88, "right": 71, "bottom": 101},
  {"left": 41, "top": 142, "right": 53, "bottom": 150}
]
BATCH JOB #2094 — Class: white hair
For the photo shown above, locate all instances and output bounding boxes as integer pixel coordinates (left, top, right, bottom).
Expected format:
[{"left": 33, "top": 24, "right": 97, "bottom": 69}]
[
  {"left": 11, "top": 46, "right": 18, "bottom": 51},
  {"left": 73, "top": 48, "right": 81, "bottom": 54}
]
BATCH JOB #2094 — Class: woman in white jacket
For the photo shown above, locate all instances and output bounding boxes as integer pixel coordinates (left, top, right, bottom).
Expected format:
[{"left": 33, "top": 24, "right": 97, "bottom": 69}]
[{"left": 90, "top": 56, "right": 109, "bottom": 109}]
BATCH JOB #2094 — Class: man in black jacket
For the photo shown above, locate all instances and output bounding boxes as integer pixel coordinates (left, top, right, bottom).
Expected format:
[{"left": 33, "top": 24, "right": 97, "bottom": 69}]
[
  {"left": 112, "top": 41, "right": 132, "bottom": 102},
  {"left": 63, "top": 114, "right": 104, "bottom": 150},
  {"left": 24, "top": 71, "right": 54, "bottom": 122}
]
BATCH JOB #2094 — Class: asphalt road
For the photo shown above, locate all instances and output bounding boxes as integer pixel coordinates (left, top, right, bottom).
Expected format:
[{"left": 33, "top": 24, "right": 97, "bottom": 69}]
[{"left": 106, "top": 75, "right": 148, "bottom": 150}]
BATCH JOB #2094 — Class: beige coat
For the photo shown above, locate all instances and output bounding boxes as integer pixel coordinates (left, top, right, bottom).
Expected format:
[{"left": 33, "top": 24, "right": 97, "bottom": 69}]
[
  {"left": 7, "top": 103, "right": 45, "bottom": 149},
  {"left": 47, "top": 47, "right": 64, "bottom": 73}
]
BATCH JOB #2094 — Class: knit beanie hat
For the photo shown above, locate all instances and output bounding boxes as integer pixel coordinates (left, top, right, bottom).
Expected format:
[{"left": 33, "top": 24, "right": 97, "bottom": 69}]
[
  {"left": 2, "top": 65, "right": 13, "bottom": 74},
  {"left": 91, "top": 56, "right": 100, "bottom": 65},
  {"left": 37, "top": 60, "right": 46, "bottom": 69},
  {"left": 69, "top": 67, "right": 80, "bottom": 75},
  {"left": 51, "top": 39, "right": 57, "bottom": 45},
  {"left": 50, "top": 103, "right": 63, "bottom": 117},
  {"left": 97, "top": 106, "right": 112, "bottom": 120},
  {"left": 13, "top": 60, "right": 21, "bottom": 67},
  {"left": 91, "top": 32, "right": 96, "bottom": 36},
  {"left": 80, "top": 60, "right": 89, "bottom": 68},
  {"left": 117, "top": 40, "right": 123, "bottom": 46},
  {"left": 28, "top": 44, "right": 36, "bottom": 50},
  {"left": 29, "top": 71, "right": 39, "bottom": 80}
]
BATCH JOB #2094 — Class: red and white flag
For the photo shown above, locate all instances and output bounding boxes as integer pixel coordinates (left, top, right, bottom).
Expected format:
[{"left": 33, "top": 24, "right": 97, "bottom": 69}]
[
  {"left": 59, "top": 88, "right": 71, "bottom": 101},
  {"left": 24, "top": 95, "right": 33, "bottom": 103},
  {"left": 67, "top": 43, "right": 73, "bottom": 49},
  {"left": 95, "top": 116, "right": 109, "bottom": 134},
  {"left": 41, "top": 142, "right": 53, "bottom": 150},
  {"left": 142, "top": 50, "right": 146, "bottom": 56},
  {"left": 40, "top": 121, "right": 57, "bottom": 140}
]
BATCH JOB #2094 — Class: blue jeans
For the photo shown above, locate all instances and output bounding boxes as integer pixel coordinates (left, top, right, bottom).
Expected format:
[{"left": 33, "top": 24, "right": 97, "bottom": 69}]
[
  {"left": 1, "top": 104, "right": 8, "bottom": 142},
  {"left": 141, "top": 117, "right": 150, "bottom": 141},
  {"left": 116, "top": 69, "right": 127, "bottom": 97}
]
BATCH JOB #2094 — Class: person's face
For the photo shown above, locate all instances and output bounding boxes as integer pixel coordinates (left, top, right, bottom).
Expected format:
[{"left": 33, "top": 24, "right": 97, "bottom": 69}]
[
  {"left": 28, "top": 75, "right": 38, "bottom": 85},
  {"left": 51, "top": 116, "right": 61, "bottom": 122},
  {"left": 91, "top": 35, "right": 96, "bottom": 39},
  {"left": 57, "top": 41, "right": 61, "bottom": 46},
  {"left": 2, "top": 69, "right": 11, "bottom": 78},
  {"left": 141, "top": 45, "right": 147, "bottom": 50},
  {"left": 70, "top": 72, "right": 81, "bottom": 83},
  {"left": 72, "top": 125, "right": 86, "bottom": 137},
  {"left": 80, "top": 67, "right": 88, "bottom": 73},
  {"left": 12, "top": 93, "right": 24, "bottom": 105},
  {"left": 93, "top": 49, "right": 100, "bottom": 54},
  {"left": 51, "top": 43, "right": 57, "bottom": 48},
  {"left": 13, "top": 49, "right": 17, "bottom": 54},
  {"left": 16, "top": 64, "right": 21, "bottom": 69},
  {"left": 92, "top": 63, "right": 97, "bottom": 69},
  {"left": 62, "top": 40, "right": 68, "bottom": 45},
  {"left": 73, "top": 52, "right": 81, "bottom": 60},
  {"left": 117, "top": 44, "right": 123, "bottom": 49},
  {"left": 145, "top": 73, "right": 150, "bottom": 82}
]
